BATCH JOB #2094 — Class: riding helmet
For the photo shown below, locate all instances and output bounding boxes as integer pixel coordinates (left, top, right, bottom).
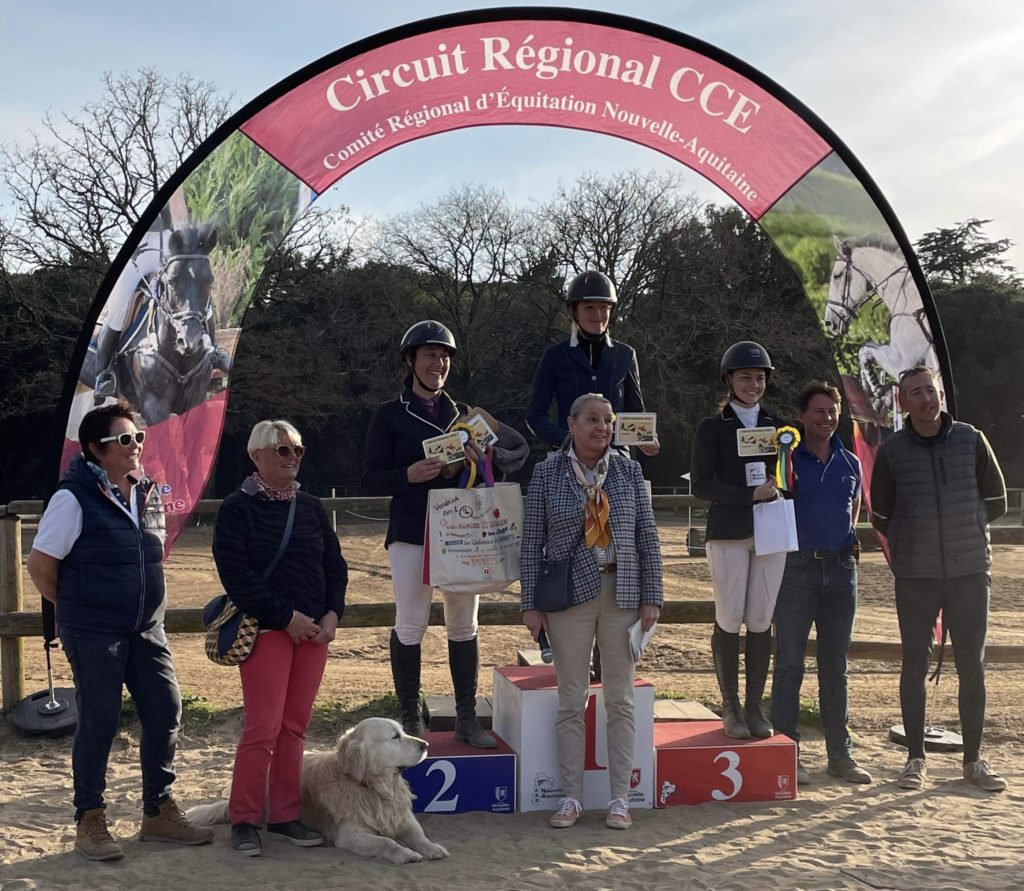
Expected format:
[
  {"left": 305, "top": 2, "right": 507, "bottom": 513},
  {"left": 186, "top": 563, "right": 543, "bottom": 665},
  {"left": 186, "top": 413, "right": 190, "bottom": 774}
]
[
  {"left": 720, "top": 341, "right": 773, "bottom": 381},
  {"left": 399, "top": 320, "right": 457, "bottom": 359},
  {"left": 566, "top": 271, "right": 618, "bottom": 306}
]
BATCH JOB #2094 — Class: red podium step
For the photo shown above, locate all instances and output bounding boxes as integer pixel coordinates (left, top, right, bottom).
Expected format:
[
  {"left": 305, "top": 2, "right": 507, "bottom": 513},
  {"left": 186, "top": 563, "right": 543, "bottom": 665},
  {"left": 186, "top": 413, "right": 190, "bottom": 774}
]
[{"left": 654, "top": 721, "right": 797, "bottom": 806}]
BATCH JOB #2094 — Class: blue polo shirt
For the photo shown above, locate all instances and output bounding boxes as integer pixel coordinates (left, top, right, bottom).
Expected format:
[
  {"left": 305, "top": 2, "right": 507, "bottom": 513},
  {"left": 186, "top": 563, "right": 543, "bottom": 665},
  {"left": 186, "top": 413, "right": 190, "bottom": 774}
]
[{"left": 792, "top": 435, "right": 861, "bottom": 552}]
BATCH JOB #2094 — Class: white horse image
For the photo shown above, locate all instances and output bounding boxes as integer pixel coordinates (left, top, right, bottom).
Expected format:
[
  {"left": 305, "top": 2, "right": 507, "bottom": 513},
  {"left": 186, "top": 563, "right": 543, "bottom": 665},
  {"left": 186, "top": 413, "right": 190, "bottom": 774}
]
[{"left": 823, "top": 237, "right": 938, "bottom": 414}]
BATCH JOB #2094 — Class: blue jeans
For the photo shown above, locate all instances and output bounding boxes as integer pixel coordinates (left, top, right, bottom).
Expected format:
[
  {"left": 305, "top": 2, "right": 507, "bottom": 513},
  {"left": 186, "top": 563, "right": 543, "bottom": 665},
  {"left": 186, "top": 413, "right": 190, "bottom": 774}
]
[
  {"left": 60, "top": 624, "right": 182, "bottom": 819},
  {"left": 770, "top": 550, "right": 857, "bottom": 761}
]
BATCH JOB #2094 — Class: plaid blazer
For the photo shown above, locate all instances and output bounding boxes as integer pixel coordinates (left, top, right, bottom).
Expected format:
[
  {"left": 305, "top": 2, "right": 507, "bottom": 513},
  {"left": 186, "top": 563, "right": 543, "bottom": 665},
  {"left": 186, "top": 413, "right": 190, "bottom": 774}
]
[{"left": 520, "top": 450, "right": 664, "bottom": 611}]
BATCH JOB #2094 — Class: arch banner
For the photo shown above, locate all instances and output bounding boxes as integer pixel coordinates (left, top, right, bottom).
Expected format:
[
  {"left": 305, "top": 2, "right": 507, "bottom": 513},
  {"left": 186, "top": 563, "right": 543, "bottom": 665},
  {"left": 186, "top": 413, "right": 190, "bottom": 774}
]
[{"left": 57, "top": 8, "right": 950, "bottom": 551}]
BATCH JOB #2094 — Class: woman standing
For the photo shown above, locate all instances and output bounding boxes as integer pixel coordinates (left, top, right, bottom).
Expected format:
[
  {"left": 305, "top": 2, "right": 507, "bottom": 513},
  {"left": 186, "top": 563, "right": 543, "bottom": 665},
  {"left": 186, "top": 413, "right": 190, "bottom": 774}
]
[
  {"left": 521, "top": 394, "right": 663, "bottom": 830},
  {"left": 363, "top": 320, "right": 528, "bottom": 748},
  {"left": 691, "top": 341, "right": 786, "bottom": 740},
  {"left": 213, "top": 419, "right": 347, "bottom": 857},
  {"left": 26, "top": 402, "right": 212, "bottom": 860},
  {"left": 527, "top": 271, "right": 658, "bottom": 457}
]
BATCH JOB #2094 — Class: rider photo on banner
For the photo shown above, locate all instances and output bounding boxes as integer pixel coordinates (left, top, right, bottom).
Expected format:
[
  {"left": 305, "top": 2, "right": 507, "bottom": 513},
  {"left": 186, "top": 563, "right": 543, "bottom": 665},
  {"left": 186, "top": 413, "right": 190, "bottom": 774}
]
[{"left": 63, "top": 131, "right": 313, "bottom": 547}]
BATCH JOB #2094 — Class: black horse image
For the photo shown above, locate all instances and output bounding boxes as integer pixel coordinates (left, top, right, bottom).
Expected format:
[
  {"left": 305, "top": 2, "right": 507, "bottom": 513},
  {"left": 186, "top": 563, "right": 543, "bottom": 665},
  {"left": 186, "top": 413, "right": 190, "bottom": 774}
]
[{"left": 81, "top": 223, "right": 228, "bottom": 425}]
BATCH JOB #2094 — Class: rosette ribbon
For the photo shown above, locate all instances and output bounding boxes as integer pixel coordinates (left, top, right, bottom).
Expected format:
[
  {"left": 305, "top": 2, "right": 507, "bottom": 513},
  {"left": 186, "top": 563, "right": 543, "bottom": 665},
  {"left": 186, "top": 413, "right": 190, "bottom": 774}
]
[
  {"left": 774, "top": 426, "right": 801, "bottom": 492},
  {"left": 452, "top": 422, "right": 494, "bottom": 489}
]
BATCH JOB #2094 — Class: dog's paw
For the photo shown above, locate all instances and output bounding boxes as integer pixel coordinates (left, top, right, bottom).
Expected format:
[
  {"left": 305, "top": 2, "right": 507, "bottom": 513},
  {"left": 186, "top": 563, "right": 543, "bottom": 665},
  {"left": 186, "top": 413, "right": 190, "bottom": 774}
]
[
  {"left": 421, "top": 842, "right": 449, "bottom": 860},
  {"left": 388, "top": 847, "right": 423, "bottom": 865}
]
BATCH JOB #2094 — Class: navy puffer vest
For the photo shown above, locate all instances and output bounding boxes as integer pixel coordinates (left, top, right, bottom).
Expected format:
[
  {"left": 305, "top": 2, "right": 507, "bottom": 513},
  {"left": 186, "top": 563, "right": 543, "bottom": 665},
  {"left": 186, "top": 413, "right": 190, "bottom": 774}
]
[{"left": 56, "top": 455, "right": 166, "bottom": 632}]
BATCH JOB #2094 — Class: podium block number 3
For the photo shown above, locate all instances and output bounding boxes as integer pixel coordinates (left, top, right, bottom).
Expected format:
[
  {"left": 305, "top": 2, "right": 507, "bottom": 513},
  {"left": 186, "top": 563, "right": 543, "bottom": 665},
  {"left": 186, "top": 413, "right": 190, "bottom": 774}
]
[
  {"left": 710, "top": 751, "right": 744, "bottom": 801},
  {"left": 424, "top": 760, "right": 460, "bottom": 812}
]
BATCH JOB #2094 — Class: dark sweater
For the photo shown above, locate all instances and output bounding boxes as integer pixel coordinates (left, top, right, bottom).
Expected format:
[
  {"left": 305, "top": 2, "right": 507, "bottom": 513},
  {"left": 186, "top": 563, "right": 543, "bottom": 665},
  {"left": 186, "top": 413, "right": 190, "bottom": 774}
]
[{"left": 212, "top": 479, "right": 347, "bottom": 629}]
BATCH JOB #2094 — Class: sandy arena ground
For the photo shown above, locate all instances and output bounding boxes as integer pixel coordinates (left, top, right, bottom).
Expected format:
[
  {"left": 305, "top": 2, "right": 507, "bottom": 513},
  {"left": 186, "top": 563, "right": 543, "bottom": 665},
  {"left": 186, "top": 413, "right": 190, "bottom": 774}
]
[{"left": 2, "top": 521, "right": 1022, "bottom": 890}]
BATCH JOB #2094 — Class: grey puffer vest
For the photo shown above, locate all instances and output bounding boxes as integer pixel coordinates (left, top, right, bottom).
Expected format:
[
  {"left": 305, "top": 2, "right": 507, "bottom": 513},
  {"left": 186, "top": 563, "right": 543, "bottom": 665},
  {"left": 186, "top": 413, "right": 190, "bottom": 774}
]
[{"left": 882, "top": 419, "right": 990, "bottom": 579}]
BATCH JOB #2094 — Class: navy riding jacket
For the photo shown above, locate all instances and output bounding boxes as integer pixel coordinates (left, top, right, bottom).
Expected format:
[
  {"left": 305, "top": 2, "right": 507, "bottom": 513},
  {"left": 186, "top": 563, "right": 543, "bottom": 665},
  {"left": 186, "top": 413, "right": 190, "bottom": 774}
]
[{"left": 526, "top": 337, "right": 645, "bottom": 449}]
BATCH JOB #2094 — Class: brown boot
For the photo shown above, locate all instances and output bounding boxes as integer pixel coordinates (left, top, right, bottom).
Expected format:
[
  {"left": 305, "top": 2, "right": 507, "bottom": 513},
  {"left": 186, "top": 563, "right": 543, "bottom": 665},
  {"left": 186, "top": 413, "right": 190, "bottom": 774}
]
[
  {"left": 138, "top": 796, "right": 214, "bottom": 845},
  {"left": 76, "top": 808, "right": 125, "bottom": 861}
]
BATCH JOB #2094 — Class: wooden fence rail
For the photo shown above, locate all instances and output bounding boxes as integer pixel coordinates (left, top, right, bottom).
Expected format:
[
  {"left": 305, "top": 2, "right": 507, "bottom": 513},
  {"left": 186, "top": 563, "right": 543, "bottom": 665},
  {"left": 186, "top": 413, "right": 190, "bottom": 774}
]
[{"left": 4, "top": 497, "right": 1024, "bottom": 714}]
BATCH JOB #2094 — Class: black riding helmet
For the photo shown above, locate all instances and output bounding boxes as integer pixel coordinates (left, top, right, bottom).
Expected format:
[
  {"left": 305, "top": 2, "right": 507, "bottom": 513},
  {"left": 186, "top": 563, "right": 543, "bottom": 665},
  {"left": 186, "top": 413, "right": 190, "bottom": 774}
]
[
  {"left": 566, "top": 271, "right": 618, "bottom": 306},
  {"left": 399, "top": 320, "right": 458, "bottom": 360},
  {"left": 720, "top": 341, "right": 773, "bottom": 382}
]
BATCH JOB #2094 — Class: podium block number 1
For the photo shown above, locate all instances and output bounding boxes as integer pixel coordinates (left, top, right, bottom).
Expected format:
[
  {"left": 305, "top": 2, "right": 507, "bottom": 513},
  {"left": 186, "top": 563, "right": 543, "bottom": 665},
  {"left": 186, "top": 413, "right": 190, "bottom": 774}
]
[{"left": 710, "top": 750, "right": 744, "bottom": 801}]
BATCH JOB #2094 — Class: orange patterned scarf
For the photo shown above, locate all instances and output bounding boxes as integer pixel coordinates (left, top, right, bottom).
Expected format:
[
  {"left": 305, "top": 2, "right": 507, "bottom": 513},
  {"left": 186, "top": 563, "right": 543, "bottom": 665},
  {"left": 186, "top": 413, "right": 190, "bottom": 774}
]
[{"left": 569, "top": 450, "right": 612, "bottom": 548}]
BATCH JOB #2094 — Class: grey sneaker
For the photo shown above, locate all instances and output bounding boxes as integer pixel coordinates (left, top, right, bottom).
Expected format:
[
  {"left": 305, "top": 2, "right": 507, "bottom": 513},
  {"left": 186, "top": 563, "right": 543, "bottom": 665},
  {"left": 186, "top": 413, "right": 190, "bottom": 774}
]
[
  {"left": 897, "top": 757, "right": 926, "bottom": 789},
  {"left": 963, "top": 759, "right": 1007, "bottom": 792},
  {"left": 266, "top": 820, "right": 324, "bottom": 847},
  {"left": 827, "top": 756, "right": 872, "bottom": 784},
  {"left": 796, "top": 760, "right": 811, "bottom": 786}
]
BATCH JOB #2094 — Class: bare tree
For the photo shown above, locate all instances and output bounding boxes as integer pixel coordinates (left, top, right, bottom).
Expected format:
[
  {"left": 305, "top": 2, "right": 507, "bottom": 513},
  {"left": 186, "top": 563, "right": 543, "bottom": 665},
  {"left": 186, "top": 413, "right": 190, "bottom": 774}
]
[
  {"left": 534, "top": 169, "right": 702, "bottom": 316},
  {"left": 1, "top": 69, "right": 233, "bottom": 272},
  {"left": 376, "top": 184, "right": 534, "bottom": 384}
]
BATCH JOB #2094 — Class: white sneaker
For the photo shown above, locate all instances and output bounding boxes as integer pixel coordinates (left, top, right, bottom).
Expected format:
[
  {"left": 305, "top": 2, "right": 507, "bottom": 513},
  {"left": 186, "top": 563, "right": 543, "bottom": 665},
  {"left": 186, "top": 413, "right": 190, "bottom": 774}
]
[
  {"left": 549, "top": 797, "right": 582, "bottom": 829},
  {"left": 963, "top": 759, "right": 1007, "bottom": 792}
]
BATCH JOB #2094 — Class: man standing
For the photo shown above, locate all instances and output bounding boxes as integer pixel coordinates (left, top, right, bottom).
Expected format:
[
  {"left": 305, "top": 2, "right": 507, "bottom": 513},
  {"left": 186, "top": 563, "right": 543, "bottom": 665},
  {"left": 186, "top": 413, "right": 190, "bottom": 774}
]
[
  {"left": 870, "top": 366, "right": 1007, "bottom": 791},
  {"left": 771, "top": 382, "right": 871, "bottom": 785}
]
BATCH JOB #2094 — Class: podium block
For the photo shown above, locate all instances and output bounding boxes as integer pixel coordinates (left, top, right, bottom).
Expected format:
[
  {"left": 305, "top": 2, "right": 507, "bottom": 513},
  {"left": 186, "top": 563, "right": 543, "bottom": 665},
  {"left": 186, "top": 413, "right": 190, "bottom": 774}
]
[
  {"left": 492, "top": 666, "right": 654, "bottom": 812},
  {"left": 403, "top": 731, "right": 516, "bottom": 815},
  {"left": 654, "top": 721, "right": 797, "bottom": 806}
]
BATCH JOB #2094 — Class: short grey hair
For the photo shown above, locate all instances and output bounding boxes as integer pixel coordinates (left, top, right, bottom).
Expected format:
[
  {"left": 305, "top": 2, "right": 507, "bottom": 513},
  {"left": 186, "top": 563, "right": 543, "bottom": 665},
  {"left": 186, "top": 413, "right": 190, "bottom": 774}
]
[
  {"left": 247, "top": 419, "right": 303, "bottom": 454},
  {"left": 568, "top": 393, "right": 613, "bottom": 420}
]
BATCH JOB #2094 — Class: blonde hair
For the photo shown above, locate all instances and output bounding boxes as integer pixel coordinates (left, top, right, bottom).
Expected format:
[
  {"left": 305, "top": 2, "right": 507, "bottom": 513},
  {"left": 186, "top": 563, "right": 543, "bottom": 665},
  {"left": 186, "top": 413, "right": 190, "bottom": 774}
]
[{"left": 247, "top": 419, "right": 303, "bottom": 455}]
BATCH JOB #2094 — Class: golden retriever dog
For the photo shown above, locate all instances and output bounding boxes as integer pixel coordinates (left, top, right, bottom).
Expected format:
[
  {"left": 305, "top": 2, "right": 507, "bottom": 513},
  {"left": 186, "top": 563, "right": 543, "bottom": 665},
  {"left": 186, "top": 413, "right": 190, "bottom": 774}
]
[{"left": 187, "top": 717, "right": 449, "bottom": 864}]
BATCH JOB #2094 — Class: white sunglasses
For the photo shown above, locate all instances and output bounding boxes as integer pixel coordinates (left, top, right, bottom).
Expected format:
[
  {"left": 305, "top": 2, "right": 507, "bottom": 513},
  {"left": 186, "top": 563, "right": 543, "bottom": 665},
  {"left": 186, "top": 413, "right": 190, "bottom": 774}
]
[{"left": 98, "top": 431, "right": 146, "bottom": 447}]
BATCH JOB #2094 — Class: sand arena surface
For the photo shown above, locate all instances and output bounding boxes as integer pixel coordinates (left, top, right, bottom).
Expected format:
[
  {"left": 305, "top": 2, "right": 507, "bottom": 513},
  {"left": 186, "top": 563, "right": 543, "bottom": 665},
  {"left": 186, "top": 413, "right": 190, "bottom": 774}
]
[{"left": 3, "top": 523, "right": 1023, "bottom": 889}]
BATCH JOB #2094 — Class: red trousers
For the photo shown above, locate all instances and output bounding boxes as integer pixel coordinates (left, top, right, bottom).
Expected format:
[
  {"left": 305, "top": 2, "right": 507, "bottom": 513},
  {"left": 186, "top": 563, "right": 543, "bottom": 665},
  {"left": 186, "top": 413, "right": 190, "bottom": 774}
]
[{"left": 229, "top": 631, "right": 328, "bottom": 825}]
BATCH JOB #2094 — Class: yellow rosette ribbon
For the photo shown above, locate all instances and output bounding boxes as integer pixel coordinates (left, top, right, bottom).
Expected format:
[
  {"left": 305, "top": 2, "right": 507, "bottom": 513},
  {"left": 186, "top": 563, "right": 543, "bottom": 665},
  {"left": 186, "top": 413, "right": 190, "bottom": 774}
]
[
  {"left": 451, "top": 422, "right": 493, "bottom": 488},
  {"left": 774, "top": 426, "right": 801, "bottom": 492}
]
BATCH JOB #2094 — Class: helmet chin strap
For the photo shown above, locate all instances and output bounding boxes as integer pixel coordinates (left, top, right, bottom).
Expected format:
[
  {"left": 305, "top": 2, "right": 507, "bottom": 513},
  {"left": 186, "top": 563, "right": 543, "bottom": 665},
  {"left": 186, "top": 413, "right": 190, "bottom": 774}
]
[{"left": 413, "top": 371, "right": 442, "bottom": 395}]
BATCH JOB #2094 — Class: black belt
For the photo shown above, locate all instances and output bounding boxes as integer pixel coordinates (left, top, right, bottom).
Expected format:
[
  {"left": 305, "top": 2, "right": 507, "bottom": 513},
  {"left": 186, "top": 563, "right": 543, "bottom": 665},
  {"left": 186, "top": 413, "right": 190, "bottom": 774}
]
[
  {"left": 598, "top": 563, "right": 617, "bottom": 573},
  {"left": 800, "top": 549, "right": 854, "bottom": 560}
]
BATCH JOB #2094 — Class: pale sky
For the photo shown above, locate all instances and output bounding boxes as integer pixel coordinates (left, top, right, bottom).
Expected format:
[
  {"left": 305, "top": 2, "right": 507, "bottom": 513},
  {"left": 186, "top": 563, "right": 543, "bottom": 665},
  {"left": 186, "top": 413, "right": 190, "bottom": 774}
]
[{"left": 2, "top": 0, "right": 1022, "bottom": 269}]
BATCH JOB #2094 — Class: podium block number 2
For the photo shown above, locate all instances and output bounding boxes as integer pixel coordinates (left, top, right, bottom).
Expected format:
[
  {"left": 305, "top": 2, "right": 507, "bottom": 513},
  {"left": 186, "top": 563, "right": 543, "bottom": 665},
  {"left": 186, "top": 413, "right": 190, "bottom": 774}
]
[
  {"left": 710, "top": 750, "right": 744, "bottom": 801},
  {"left": 423, "top": 760, "right": 459, "bottom": 812}
]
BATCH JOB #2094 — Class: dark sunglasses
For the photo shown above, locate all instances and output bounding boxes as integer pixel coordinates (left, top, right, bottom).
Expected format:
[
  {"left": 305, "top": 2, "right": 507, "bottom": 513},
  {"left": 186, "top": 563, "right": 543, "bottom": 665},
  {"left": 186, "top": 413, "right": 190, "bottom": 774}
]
[
  {"left": 271, "top": 444, "right": 305, "bottom": 458},
  {"left": 98, "top": 431, "right": 146, "bottom": 447}
]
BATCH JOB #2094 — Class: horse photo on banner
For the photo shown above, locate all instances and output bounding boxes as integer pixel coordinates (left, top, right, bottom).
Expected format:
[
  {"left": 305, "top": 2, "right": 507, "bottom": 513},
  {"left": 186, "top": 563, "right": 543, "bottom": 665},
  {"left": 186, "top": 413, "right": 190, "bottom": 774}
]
[{"left": 61, "top": 134, "right": 313, "bottom": 551}]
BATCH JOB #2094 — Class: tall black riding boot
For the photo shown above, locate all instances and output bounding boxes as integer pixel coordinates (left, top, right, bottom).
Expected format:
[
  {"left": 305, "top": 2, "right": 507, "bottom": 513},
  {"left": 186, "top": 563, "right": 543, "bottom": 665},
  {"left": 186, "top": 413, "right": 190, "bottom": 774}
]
[
  {"left": 389, "top": 630, "right": 423, "bottom": 736},
  {"left": 745, "top": 629, "right": 775, "bottom": 738},
  {"left": 448, "top": 637, "right": 497, "bottom": 749},
  {"left": 712, "top": 623, "right": 750, "bottom": 739}
]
